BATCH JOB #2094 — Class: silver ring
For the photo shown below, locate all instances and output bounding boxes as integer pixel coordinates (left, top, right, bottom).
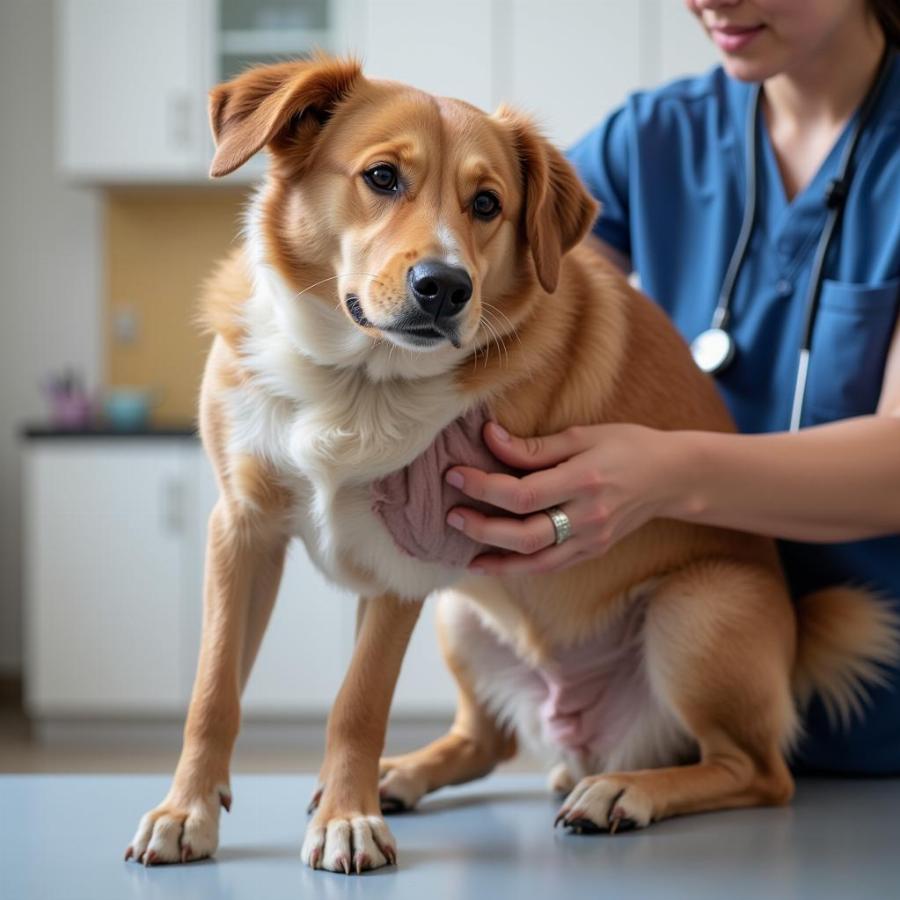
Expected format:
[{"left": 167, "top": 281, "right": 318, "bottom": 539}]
[{"left": 544, "top": 506, "right": 572, "bottom": 545}]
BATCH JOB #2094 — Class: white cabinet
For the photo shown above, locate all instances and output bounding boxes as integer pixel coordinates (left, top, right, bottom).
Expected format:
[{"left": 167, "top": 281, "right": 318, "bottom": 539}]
[
  {"left": 57, "top": 0, "right": 215, "bottom": 181},
  {"left": 185, "top": 443, "right": 456, "bottom": 717},
  {"left": 23, "top": 437, "right": 457, "bottom": 721},
  {"left": 184, "top": 452, "right": 353, "bottom": 715},
  {"left": 55, "top": 1, "right": 720, "bottom": 183},
  {"left": 24, "top": 440, "right": 192, "bottom": 713},
  {"left": 55, "top": 0, "right": 360, "bottom": 182}
]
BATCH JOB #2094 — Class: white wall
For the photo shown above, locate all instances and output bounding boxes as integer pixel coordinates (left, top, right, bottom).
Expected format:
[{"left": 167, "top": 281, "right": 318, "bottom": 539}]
[{"left": 0, "top": 0, "right": 103, "bottom": 672}]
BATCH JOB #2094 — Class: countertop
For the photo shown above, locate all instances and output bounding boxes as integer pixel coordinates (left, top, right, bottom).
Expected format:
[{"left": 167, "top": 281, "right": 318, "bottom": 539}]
[
  {"left": 2, "top": 773, "right": 898, "bottom": 899},
  {"left": 21, "top": 423, "right": 197, "bottom": 439}
]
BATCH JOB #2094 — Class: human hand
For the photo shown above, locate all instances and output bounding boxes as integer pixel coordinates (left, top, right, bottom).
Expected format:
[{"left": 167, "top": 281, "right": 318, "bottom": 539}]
[{"left": 445, "top": 422, "right": 688, "bottom": 575}]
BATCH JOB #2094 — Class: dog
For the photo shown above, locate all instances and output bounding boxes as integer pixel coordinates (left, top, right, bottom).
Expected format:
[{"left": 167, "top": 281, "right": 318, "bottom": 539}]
[{"left": 125, "top": 56, "right": 898, "bottom": 873}]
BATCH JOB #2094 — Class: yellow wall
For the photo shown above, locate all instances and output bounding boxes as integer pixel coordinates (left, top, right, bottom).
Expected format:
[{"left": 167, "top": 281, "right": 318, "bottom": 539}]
[{"left": 105, "top": 187, "right": 250, "bottom": 423}]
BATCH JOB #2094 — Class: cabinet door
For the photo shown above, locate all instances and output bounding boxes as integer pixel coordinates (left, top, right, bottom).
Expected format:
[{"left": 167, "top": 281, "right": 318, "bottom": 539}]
[
  {"left": 184, "top": 450, "right": 351, "bottom": 715},
  {"left": 185, "top": 448, "right": 457, "bottom": 717},
  {"left": 57, "top": 0, "right": 212, "bottom": 179},
  {"left": 24, "top": 441, "right": 191, "bottom": 714},
  {"left": 238, "top": 545, "right": 354, "bottom": 715},
  {"left": 241, "top": 552, "right": 458, "bottom": 717},
  {"left": 391, "top": 597, "right": 457, "bottom": 716}
]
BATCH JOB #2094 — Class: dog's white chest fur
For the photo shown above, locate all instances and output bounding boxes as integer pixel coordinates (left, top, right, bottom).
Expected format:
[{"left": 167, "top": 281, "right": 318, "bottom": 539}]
[{"left": 225, "top": 229, "right": 474, "bottom": 599}]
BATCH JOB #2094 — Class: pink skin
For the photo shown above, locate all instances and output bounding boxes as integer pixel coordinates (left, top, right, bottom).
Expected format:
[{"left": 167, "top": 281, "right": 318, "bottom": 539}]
[{"left": 445, "top": 422, "right": 685, "bottom": 577}]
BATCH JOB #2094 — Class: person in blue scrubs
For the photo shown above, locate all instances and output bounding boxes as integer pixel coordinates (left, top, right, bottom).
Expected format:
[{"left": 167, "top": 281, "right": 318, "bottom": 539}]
[{"left": 443, "top": 0, "right": 900, "bottom": 774}]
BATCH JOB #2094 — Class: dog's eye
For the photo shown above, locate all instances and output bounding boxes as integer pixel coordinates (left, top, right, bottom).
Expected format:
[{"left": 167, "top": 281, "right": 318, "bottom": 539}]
[
  {"left": 363, "top": 164, "right": 399, "bottom": 194},
  {"left": 472, "top": 191, "right": 501, "bottom": 220}
]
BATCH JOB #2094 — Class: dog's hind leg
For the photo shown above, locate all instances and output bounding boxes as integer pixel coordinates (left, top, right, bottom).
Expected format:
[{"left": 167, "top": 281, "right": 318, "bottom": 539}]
[
  {"left": 378, "top": 589, "right": 521, "bottom": 812},
  {"left": 557, "top": 559, "right": 798, "bottom": 834}
]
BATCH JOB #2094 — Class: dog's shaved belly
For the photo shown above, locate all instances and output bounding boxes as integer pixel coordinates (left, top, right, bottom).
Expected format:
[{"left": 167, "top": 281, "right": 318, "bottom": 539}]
[
  {"left": 371, "top": 406, "right": 516, "bottom": 567},
  {"left": 446, "top": 586, "right": 692, "bottom": 773},
  {"left": 537, "top": 617, "right": 648, "bottom": 754}
]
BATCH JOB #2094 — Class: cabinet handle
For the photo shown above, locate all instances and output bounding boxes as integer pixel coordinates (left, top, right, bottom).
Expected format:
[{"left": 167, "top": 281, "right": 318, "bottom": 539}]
[
  {"left": 161, "top": 478, "right": 186, "bottom": 534},
  {"left": 167, "top": 93, "right": 193, "bottom": 150}
]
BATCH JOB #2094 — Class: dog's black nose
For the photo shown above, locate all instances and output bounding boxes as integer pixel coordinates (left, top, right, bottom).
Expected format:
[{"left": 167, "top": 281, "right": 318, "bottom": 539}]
[{"left": 408, "top": 260, "right": 473, "bottom": 320}]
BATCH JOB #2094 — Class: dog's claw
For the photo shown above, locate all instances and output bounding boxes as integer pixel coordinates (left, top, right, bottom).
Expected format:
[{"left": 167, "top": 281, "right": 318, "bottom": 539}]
[
  {"left": 355, "top": 853, "right": 369, "bottom": 874},
  {"left": 563, "top": 810, "right": 605, "bottom": 835},
  {"left": 309, "top": 846, "right": 321, "bottom": 869},
  {"left": 144, "top": 850, "right": 158, "bottom": 867},
  {"left": 219, "top": 791, "right": 232, "bottom": 813},
  {"left": 339, "top": 854, "right": 350, "bottom": 875},
  {"left": 124, "top": 846, "right": 134, "bottom": 862},
  {"left": 181, "top": 843, "right": 193, "bottom": 863},
  {"left": 306, "top": 786, "right": 323, "bottom": 815},
  {"left": 371, "top": 833, "right": 397, "bottom": 866}
]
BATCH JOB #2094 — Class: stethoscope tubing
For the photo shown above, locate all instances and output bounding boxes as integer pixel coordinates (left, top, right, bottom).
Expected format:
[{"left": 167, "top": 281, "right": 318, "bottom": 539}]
[{"left": 697, "top": 49, "right": 894, "bottom": 432}]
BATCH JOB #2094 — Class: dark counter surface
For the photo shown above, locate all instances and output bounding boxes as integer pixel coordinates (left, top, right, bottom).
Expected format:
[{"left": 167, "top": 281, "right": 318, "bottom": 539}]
[{"left": 21, "top": 423, "right": 198, "bottom": 440}]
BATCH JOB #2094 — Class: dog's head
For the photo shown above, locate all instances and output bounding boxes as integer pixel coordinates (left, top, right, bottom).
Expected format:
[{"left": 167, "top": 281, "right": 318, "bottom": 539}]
[{"left": 210, "top": 56, "right": 597, "bottom": 358}]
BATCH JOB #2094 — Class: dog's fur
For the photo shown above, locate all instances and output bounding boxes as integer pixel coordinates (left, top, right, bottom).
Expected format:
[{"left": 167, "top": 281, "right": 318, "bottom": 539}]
[{"left": 126, "top": 57, "right": 898, "bottom": 873}]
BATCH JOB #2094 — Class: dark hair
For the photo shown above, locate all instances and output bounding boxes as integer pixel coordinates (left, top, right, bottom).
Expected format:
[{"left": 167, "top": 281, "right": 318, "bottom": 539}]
[{"left": 869, "top": 0, "right": 900, "bottom": 47}]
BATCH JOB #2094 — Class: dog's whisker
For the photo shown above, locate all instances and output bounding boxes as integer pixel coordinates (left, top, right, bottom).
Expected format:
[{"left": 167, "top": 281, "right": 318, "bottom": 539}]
[
  {"left": 486, "top": 310, "right": 511, "bottom": 368},
  {"left": 487, "top": 317, "right": 506, "bottom": 370},
  {"left": 482, "top": 304, "right": 521, "bottom": 356},
  {"left": 476, "top": 316, "right": 496, "bottom": 370},
  {"left": 482, "top": 300, "right": 522, "bottom": 351},
  {"left": 481, "top": 309, "right": 510, "bottom": 369},
  {"left": 481, "top": 303, "right": 516, "bottom": 348},
  {"left": 295, "top": 272, "right": 385, "bottom": 303},
  {"left": 482, "top": 315, "right": 501, "bottom": 369},
  {"left": 482, "top": 315, "right": 506, "bottom": 371}
]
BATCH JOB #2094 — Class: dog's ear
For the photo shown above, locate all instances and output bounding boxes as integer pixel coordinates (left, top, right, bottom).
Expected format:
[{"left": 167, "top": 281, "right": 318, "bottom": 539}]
[
  {"left": 208, "top": 55, "right": 363, "bottom": 178},
  {"left": 496, "top": 107, "right": 599, "bottom": 293}
]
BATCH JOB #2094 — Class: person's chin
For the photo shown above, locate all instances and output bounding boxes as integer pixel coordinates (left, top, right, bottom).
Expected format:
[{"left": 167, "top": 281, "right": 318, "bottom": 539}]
[
  {"left": 711, "top": 29, "right": 786, "bottom": 83},
  {"left": 718, "top": 52, "right": 783, "bottom": 84}
]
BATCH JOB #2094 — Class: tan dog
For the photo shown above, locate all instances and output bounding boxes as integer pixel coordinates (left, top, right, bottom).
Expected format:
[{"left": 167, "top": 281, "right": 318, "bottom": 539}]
[{"left": 125, "top": 56, "right": 897, "bottom": 874}]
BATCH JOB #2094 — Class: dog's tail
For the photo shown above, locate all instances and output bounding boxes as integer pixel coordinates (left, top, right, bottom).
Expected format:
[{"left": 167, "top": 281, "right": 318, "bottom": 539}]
[{"left": 793, "top": 586, "right": 900, "bottom": 729}]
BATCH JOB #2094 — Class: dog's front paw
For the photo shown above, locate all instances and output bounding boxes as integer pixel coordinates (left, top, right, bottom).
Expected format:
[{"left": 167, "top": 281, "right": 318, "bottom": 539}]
[
  {"left": 301, "top": 810, "right": 397, "bottom": 874},
  {"left": 555, "top": 775, "right": 653, "bottom": 835},
  {"left": 125, "top": 785, "right": 230, "bottom": 865}
]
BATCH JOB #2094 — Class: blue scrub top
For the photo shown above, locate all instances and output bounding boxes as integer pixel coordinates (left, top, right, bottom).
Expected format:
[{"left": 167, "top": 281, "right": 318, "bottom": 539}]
[{"left": 568, "top": 57, "right": 900, "bottom": 774}]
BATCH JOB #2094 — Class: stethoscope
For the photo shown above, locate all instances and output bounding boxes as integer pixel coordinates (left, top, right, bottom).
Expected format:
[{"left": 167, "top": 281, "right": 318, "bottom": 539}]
[{"left": 690, "top": 49, "right": 894, "bottom": 432}]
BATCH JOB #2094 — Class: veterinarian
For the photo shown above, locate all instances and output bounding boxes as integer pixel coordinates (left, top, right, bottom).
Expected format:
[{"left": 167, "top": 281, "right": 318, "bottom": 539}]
[{"left": 444, "top": 0, "right": 900, "bottom": 774}]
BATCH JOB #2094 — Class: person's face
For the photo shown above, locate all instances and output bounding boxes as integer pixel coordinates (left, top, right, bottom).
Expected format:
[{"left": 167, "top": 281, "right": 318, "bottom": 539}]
[{"left": 685, "top": 0, "right": 872, "bottom": 81}]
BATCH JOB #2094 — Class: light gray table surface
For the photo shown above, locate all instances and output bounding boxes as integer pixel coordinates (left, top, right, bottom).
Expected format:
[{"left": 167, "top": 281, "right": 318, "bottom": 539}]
[{"left": 2, "top": 773, "right": 898, "bottom": 899}]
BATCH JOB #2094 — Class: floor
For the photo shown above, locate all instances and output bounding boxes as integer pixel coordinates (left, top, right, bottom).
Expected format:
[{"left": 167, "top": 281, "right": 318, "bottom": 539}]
[
  {"left": 4, "top": 701, "right": 899, "bottom": 898},
  {"left": 3, "top": 772, "right": 899, "bottom": 899}
]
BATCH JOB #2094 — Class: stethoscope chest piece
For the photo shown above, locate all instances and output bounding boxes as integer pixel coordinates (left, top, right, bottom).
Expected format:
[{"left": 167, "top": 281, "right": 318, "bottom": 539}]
[{"left": 691, "top": 327, "right": 736, "bottom": 375}]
